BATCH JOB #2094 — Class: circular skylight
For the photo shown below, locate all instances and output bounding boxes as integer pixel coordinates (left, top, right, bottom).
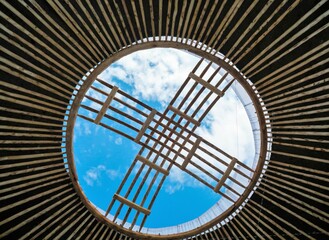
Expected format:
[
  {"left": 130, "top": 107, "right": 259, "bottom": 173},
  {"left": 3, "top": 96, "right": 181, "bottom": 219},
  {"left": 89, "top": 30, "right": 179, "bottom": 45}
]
[{"left": 66, "top": 44, "right": 268, "bottom": 238}]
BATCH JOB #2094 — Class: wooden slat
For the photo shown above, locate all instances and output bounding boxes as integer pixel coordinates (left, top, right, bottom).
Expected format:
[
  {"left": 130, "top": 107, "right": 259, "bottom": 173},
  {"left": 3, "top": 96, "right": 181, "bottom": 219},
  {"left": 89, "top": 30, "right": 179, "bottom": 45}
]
[
  {"left": 73, "top": 217, "right": 97, "bottom": 240},
  {"left": 47, "top": 1, "right": 104, "bottom": 59},
  {"left": 158, "top": 0, "right": 163, "bottom": 38},
  {"left": 71, "top": 1, "right": 108, "bottom": 55},
  {"left": 261, "top": 181, "right": 329, "bottom": 220},
  {"left": 233, "top": 215, "right": 255, "bottom": 240},
  {"left": 0, "top": 88, "right": 66, "bottom": 112},
  {"left": 0, "top": 25, "right": 79, "bottom": 82},
  {"left": 0, "top": 106, "right": 66, "bottom": 122},
  {"left": 19, "top": 0, "right": 94, "bottom": 67},
  {"left": 85, "top": 2, "right": 116, "bottom": 52},
  {"left": 148, "top": 0, "right": 156, "bottom": 41},
  {"left": 0, "top": 151, "right": 64, "bottom": 162},
  {"left": 190, "top": 0, "right": 210, "bottom": 44},
  {"left": 0, "top": 187, "right": 72, "bottom": 235},
  {"left": 2, "top": 1, "right": 86, "bottom": 73},
  {"left": 269, "top": 163, "right": 329, "bottom": 181},
  {"left": 194, "top": 72, "right": 229, "bottom": 123},
  {"left": 47, "top": 208, "right": 89, "bottom": 240},
  {"left": 233, "top": 0, "right": 300, "bottom": 63},
  {"left": 82, "top": 99, "right": 144, "bottom": 130},
  {"left": 138, "top": 0, "right": 148, "bottom": 42},
  {"left": 181, "top": 136, "right": 202, "bottom": 169},
  {"left": 131, "top": 0, "right": 144, "bottom": 42},
  {"left": 20, "top": 199, "right": 80, "bottom": 240},
  {"left": 200, "top": 0, "right": 226, "bottom": 50},
  {"left": 68, "top": 214, "right": 95, "bottom": 240},
  {"left": 244, "top": 206, "right": 285, "bottom": 240},
  {"left": 110, "top": 59, "right": 212, "bottom": 228},
  {"left": 121, "top": 1, "right": 138, "bottom": 44},
  {"left": 0, "top": 132, "right": 63, "bottom": 139},
  {"left": 0, "top": 156, "right": 64, "bottom": 170},
  {"left": 197, "top": 0, "right": 219, "bottom": 48},
  {"left": 189, "top": 72, "right": 224, "bottom": 97},
  {"left": 271, "top": 160, "right": 329, "bottom": 177},
  {"left": 94, "top": 86, "right": 119, "bottom": 124},
  {"left": 167, "top": 105, "right": 200, "bottom": 126},
  {"left": 218, "top": 1, "right": 259, "bottom": 53},
  {"left": 113, "top": 194, "right": 151, "bottom": 216},
  {"left": 266, "top": 99, "right": 329, "bottom": 118},
  {"left": 136, "top": 155, "right": 169, "bottom": 176},
  {"left": 164, "top": 0, "right": 172, "bottom": 41},
  {"left": 221, "top": 222, "right": 235, "bottom": 240},
  {"left": 93, "top": 224, "right": 106, "bottom": 240},
  {"left": 135, "top": 109, "right": 157, "bottom": 142},
  {"left": 266, "top": 174, "right": 329, "bottom": 204},
  {"left": 0, "top": 162, "right": 64, "bottom": 178},
  {"left": 0, "top": 171, "right": 67, "bottom": 197},
  {"left": 214, "top": 158, "right": 237, "bottom": 192},
  {"left": 255, "top": 191, "right": 329, "bottom": 237},
  {"left": 186, "top": 0, "right": 201, "bottom": 42},
  {"left": 0, "top": 116, "right": 63, "bottom": 128},
  {"left": 170, "top": 0, "right": 179, "bottom": 41},
  {"left": 99, "top": 227, "right": 111, "bottom": 240},
  {"left": 1, "top": 43, "right": 77, "bottom": 92},
  {"left": 225, "top": 0, "right": 274, "bottom": 59},
  {"left": 257, "top": 39, "right": 329, "bottom": 88},
  {"left": 0, "top": 60, "right": 71, "bottom": 99},
  {"left": 0, "top": 79, "right": 67, "bottom": 106},
  {"left": 225, "top": 220, "right": 241, "bottom": 240},
  {"left": 259, "top": 60, "right": 329, "bottom": 99},
  {"left": 208, "top": 1, "right": 241, "bottom": 50},
  {"left": 181, "top": 0, "right": 194, "bottom": 44},
  {"left": 246, "top": 9, "right": 329, "bottom": 77},
  {"left": 250, "top": 200, "right": 299, "bottom": 239},
  {"left": 1, "top": 191, "right": 76, "bottom": 239},
  {"left": 175, "top": 0, "right": 187, "bottom": 42}
]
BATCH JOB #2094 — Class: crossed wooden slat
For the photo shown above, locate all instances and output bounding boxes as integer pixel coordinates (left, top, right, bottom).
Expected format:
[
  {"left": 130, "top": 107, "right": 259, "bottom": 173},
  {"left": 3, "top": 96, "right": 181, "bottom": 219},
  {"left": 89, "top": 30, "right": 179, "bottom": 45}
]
[{"left": 78, "top": 58, "right": 254, "bottom": 230}]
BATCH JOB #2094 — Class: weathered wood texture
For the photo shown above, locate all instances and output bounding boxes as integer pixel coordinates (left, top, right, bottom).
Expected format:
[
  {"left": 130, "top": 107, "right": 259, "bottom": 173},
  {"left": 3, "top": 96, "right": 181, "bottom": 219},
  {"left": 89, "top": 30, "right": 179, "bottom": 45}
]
[{"left": 0, "top": 0, "right": 328, "bottom": 239}]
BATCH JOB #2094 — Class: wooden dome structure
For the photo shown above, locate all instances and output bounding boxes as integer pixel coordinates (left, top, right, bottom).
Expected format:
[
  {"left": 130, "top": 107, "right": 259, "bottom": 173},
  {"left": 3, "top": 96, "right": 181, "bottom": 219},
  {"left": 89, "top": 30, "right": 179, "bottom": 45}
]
[{"left": 1, "top": 1, "right": 328, "bottom": 239}]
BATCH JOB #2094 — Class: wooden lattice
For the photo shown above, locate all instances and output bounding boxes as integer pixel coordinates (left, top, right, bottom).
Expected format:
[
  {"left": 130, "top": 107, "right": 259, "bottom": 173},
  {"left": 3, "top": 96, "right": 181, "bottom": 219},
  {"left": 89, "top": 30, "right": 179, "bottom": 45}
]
[{"left": 78, "top": 58, "right": 255, "bottom": 230}]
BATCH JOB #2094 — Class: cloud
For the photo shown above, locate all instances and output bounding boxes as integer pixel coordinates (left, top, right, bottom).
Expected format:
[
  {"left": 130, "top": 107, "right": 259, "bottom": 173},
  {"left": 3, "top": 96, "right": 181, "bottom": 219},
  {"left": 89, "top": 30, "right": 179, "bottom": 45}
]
[
  {"left": 73, "top": 119, "right": 82, "bottom": 137},
  {"left": 83, "top": 165, "right": 120, "bottom": 186},
  {"left": 83, "top": 122, "right": 92, "bottom": 135},
  {"left": 164, "top": 166, "right": 203, "bottom": 194},
  {"left": 165, "top": 184, "right": 183, "bottom": 195},
  {"left": 114, "top": 137, "right": 123, "bottom": 145},
  {"left": 99, "top": 48, "right": 200, "bottom": 108},
  {"left": 196, "top": 89, "right": 255, "bottom": 164},
  {"left": 84, "top": 166, "right": 101, "bottom": 186},
  {"left": 106, "top": 169, "right": 120, "bottom": 180}
]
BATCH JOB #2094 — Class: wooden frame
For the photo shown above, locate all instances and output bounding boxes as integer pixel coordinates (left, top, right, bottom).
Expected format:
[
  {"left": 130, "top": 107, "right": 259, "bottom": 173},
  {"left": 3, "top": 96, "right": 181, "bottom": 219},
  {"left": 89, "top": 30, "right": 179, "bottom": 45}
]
[{"left": 64, "top": 41, "right": 268, "bottom": 239}]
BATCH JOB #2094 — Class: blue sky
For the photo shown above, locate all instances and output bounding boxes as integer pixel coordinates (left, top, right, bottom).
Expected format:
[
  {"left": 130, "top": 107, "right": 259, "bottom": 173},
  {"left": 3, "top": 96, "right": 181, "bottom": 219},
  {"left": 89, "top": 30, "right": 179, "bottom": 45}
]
[{"left": 73, "top": 48, "right": 254, "bottom": 229}]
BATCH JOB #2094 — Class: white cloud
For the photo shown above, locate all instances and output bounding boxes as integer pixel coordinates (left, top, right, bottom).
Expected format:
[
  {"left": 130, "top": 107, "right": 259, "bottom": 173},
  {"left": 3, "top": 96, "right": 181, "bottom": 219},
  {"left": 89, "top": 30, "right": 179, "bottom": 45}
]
[
  {"left": 106, "top": 169, "right": 120, "bottom": 180},
  {"left": 74, "top": 119, "right": 82, "bottom": 137},
  {"left": 165, "top": 184, "right": 183, "bottom": 195},
  {"left": 84, "top": 166, "right": 101, "bottom": 186},
  {"left": 164, "top": 166, "right": 203, "bottom": 194},
  {"left": 99, "top": 48, "right": 200, "bottom": 108},
  {"left": 114, "top": 137, "right": 123, "bottom": 145},
  {"left": 196, "top": 90, "right": 254, "bottom": 164},
  {"left": 83, "top": 122, "right": 92, "bottom": 135},
  {"left": 83, "top": 165, "right": 120, "bottom": 186}
]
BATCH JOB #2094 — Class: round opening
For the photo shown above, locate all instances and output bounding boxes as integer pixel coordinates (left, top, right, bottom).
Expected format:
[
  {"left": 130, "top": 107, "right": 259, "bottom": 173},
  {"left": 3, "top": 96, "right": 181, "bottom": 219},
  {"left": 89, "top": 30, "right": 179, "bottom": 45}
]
[{"left": 66, "top": 42, "right": 268, "bottom": 239}]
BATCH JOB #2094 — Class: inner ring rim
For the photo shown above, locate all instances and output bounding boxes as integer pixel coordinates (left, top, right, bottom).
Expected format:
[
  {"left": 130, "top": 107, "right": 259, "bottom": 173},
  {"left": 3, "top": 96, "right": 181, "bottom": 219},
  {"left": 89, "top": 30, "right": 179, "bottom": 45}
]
[{"left": 65, "top": 41, "right": 268, "bottom": 239}]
